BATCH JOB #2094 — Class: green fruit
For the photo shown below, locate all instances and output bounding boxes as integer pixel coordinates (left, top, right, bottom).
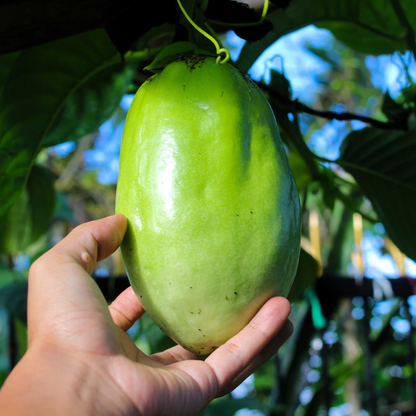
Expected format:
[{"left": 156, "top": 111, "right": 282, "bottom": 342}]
[{"left": 116, "top": 56, "right": 301, "bottom": 355}]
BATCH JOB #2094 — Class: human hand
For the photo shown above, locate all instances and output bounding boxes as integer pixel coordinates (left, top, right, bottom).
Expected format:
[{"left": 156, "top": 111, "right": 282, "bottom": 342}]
[{"left": 0, "top": 214, "right": 293, "bottom": 416}]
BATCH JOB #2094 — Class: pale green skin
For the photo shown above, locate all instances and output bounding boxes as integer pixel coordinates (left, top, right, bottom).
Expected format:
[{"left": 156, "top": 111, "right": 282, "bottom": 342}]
[{"left": 116, "top": 56, "right": 301, "bottom": 355}]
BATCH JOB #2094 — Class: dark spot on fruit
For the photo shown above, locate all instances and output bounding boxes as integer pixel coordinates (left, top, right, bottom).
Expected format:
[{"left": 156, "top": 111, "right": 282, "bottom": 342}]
[
  {"left": 184, "top": 54, "right": 207, "bottom": 71},
  {"left": 140, "top": 295, "right": 143, "bottom": 298},
  {"left": 198, "top": 309, "right": 201, "bottom": 314},
  {"left": 236, "top": 214, "right": 239, "bottom": 216},
  {"left": 250, "top": 211, "right": 253, "bottom": 214},
  {"left": 129, "top": 248, "right": 132, "bottom": 251},
  {"left": 225, "top": 295, "right": 229, "bottom": 300},
  {"left": 190, "top": 286, "right": 193, "bottom": 289},
  {"left": 221, "top": 91, "right": 224, "bottom": 97},
  {"left": 190, "top": 312, "right": 194, "bottom": 314},
  {"left": 183, "top": 85, "right": 186, "bottom": 91},
  {"left": 203, "top": 335, "right": 206, "bottom": 337},
  {"left": 198, "top": 329, "right": 201, "bottom": 331},
  {"left": 201, "top": 347, "right": 205, "bottom": 350},
  {"left": 234, "top": 292, "right": 238, "bottom": 295},
  {"left": 169, "top": 282, "right": 171, "bottom": 285}
]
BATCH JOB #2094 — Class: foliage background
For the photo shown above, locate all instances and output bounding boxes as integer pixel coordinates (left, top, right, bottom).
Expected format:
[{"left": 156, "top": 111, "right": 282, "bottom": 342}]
[{"left": 1, "top": 0, "right": 416, "bottom": 414}]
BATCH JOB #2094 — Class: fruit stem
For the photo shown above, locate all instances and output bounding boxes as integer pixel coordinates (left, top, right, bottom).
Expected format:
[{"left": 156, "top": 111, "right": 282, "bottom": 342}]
[{"left": 177, "top": 0, "right": 230, "bottom": 65}]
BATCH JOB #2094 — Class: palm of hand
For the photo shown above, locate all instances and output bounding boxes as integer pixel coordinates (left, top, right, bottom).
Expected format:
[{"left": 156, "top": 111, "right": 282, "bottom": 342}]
[{"left": 27, "top": 215, "right": 292, "bottom": 416}]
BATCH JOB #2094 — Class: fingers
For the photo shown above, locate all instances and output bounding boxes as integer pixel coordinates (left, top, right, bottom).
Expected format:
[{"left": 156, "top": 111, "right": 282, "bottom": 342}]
[
  {"left": 205, "top": 297, "right": 291, "bottom": 394},
  {"left": 221, "top": 320, "right": 293, "bottom": 395},
  {"left": 27, "top": 214, "right": 127, "bottom": 341},
  {"left": 30, "top": 214, "right": 126, "bottom": 287},
  {"left": 109, "top": 287, "right": 145, "bottom": 331},
  {"left": 56, "top": 213, "right": 127, "bottom": 272}
]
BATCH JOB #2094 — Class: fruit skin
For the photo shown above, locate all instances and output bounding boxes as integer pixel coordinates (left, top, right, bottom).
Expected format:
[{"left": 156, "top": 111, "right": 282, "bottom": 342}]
[{"left": 116, "top": 56, "right": 301, "bottom": 355}]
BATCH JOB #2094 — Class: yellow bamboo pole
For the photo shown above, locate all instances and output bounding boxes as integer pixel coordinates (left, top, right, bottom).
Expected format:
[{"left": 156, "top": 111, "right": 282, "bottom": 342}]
[
  {"left": 384, "top": 237, "right": 407, "bottom": 276},
  {"left": 309, "top": 210, "right": 322, "bottom": 274},
  {"left": 352, "top": 213, "right": 364, "bottom": 275}
]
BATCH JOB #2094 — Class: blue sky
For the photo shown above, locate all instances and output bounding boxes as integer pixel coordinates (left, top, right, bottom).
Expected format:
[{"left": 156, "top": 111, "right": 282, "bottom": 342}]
[
  {"left": 227, "top": 26, "right": 333, "bottom": 102},
  {"left": 228, "top": 25, "right": 416, "bottom": 101}
]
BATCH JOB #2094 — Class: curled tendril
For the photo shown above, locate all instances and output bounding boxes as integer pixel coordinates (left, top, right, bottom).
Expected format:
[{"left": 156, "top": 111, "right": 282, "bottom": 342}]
[
  {"left": 216, "top": 48, "right": 230, "bottom": 65},
  {"left": 177, "top": 0, "right": 230, "bottom": 65}
]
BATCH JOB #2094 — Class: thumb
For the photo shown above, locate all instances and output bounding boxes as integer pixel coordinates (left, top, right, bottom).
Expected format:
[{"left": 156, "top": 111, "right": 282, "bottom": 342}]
[{"left": 27, "top": 214, "right": 127, "bottom": 342}]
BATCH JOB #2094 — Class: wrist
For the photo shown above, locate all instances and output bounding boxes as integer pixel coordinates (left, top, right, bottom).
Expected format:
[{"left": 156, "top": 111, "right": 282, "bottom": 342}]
[{"left": 0, "top": 343, "right": 138, "bottom": 416}]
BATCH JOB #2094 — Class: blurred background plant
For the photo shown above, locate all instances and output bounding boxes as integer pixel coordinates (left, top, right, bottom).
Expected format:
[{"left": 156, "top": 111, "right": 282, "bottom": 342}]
[{"left": 1, "top": 0, "right": 416, "bottom": 414}]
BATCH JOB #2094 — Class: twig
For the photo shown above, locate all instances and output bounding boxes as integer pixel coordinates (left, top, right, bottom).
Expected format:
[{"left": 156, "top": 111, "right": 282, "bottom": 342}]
[
  {"left": 259, "top": 84, "right": 408, "bottom": 130},
  {"left": 293, "top": 99, "right": 406, "bottom": 130},
  {"left": 55, "top": 134, "right": 95, "bottom": 192}
]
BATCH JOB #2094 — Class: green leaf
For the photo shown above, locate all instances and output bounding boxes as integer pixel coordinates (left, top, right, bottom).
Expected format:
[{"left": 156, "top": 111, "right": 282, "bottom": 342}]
[
  {"left": 0, "top": 266, "right": 26, "bottom": 289},
  {"left": 237, "top": 0, "right": 412, "bottom": 72},
  {"left": 265, "top": 70, "right": 321, "bottom": 180},
  {"left": 400, "top": 83, "right": 416, "bottom": 106},
  {"left": 266, "top": 70, "right": 302, "bottom": 149},
  {"left": 268, "top": 69, "right": 291, "bottom": 101},
  {"left": 321, "top": 168, "right": 340, "bottom": 211},
  {"left": 287, "top": 153, "right": 313, "bottom": 190},
  {"left": 138, "top": 314, "right": 176, "bottom": 354},
  {"left": 199, "top": 396, "right": 266, "bottom": 416},
  {"left": 0, "top": 281, "right": 28, "bottom": 324},
  {"left": 326, "top": 201, "right": 354, "bottom": 275},
  {"left": 137, "top": 22, "right": 176, "bottom": 50},
  {"left": 316, "top": 20, "right": 405, "bottom": 56},
  {"left": 338, "top": 127, "right": 416, "bottom": 261},
  {"left": 0, "top": 29, "right": 120, "bottom": 216},
  {"left": 143, "top": 42, "right": 212, "bottom": 73},
  {"left": 278, "top": 303, "right": 316, "bottom": 415},
  {"left": 0, "top": 165, "right": 56, "bottom": 254},
  {"left": 288, "top": 247, "right": 319, "bottom": 302},
  {"left": 43, "top": 62, "right": 137, "bottom": 147},
  {"left": 13, "top": 316, "right": 28, "bottom": 361},
  {"left": 0, "top": 51, "right": 19, "bottom": 97},
  {"left": 104, "top": 1, "right": 178, "bottom": 55},
  {"left": 54, "top": 191, "right": 76, "bottom": 222},
  {"left": 381, "top": 91, "right": 412, "bottom": 124}
]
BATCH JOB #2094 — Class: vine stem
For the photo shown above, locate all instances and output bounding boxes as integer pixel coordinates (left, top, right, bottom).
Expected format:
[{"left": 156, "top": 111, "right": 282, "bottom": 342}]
[
  {"left": 177, "top": 0, "right": 230, "bottom": 64},
  {"left": 260, "top": 0, "right": 269, "bottom": 23}
]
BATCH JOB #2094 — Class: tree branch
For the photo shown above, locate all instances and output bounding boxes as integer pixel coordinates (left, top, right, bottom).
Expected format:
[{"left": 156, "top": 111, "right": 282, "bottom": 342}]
[
  {"left": 292, "top": 99, "right": 407, "bottom": 130},
  {"left": 259, "top": 84, "right": 408, "bottom": 131}
]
